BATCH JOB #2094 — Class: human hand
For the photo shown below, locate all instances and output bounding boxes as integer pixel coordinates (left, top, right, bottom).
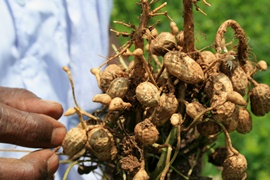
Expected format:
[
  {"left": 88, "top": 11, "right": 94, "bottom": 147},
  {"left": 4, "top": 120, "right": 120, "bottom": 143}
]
[{"left": 0, "top": 87, "right": 67, "bottom": 180}]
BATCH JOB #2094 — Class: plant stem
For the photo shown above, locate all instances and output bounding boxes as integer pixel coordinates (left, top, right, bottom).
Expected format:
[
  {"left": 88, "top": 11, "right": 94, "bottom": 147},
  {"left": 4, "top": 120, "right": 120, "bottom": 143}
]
[{"left": 183, "top": 0, "right": 195, "bottom": 54}]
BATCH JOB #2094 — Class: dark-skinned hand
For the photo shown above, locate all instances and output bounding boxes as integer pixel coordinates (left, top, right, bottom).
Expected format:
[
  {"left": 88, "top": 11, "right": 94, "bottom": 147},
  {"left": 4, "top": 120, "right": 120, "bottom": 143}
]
[{"left": 0, "top": 87, "right": 67, "bottom": 180}]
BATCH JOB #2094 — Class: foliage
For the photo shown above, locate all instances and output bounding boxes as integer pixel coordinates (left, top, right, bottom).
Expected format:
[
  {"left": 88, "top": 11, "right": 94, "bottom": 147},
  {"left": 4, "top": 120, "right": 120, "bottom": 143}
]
[{"left": 111, "top": 1, "right": 270, "bottom": 179}]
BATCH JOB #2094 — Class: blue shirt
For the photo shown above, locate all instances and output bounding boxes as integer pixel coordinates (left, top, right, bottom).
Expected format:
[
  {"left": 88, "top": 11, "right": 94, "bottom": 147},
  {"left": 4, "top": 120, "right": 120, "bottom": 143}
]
[{"left": 0, "top": 0, "right": 112, "bottom": 179}]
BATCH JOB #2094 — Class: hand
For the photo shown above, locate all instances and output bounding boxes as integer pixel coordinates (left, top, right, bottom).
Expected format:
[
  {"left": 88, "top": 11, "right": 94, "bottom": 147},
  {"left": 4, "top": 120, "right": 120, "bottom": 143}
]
[{"left": 0, "top": 87, "right": 67, "bottom": 180}]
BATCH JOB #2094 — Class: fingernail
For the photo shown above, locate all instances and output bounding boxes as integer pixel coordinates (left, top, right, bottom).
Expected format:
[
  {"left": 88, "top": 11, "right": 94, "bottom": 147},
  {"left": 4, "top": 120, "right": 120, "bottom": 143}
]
[
  {"left": 47, "top": 153, "right": 59, "bottom": 176},
  {"left": 51, "top": 127, "right": 67, "bottom": 146}
]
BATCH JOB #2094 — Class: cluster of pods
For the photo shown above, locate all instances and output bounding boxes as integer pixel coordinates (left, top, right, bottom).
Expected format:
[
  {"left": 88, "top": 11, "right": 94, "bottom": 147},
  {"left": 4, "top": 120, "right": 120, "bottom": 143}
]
[{"left": 61, "top": 1, "right": 269, "bottom": 179}]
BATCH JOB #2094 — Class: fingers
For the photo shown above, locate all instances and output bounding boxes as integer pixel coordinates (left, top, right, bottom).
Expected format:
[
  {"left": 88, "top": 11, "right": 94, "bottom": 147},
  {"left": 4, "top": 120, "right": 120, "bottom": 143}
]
[
  {"left": 0, "top": 103, "right": 66, "bottom": 148},
  {"left": 0, "top": 149, "right": 58, "bottom": 180},
  {"left": 0, "top": 87, "right": 63, "bottom": 119}
]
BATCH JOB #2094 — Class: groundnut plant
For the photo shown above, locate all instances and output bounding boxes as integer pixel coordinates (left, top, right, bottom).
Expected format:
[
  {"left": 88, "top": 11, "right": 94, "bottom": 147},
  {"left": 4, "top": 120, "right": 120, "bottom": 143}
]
[{"left": 61, "top": 0, "right": 270, "bottom": 179}]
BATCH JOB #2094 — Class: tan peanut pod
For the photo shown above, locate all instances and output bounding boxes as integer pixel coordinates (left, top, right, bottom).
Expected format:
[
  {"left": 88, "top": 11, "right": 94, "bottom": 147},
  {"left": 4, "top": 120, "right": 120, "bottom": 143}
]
[
  {"left": 87, "top": 126, "right": 117, "bottom": 161},
  {"left": 197, "top": 120, "right": 221, "bottom": 136},
  {"left": 109, "top": 97, "right": 132, "bottom": 111},
  {"left": 164, "top": 51, "right": 205, "bottom": 84},
  {"left": 150, "top": 93, "right": 178, "bottom": 126},
  {"left": 120, "top": 155, "right": 141, "bottom": 173},
  {"left": 212, "top": 101, "right": 236, "bottom": 123},
  {"left": 250, "top": 83, "right": 270, "bottom": 116},
  {"left": 226, "top": 91, "right": 247, "bottom": 106},
  {"left": 135, "top": 82, "right": 160, "bottom": 107},
  {"left": 170, "top": 21, "right": 179, "bottom": 35},
  {"left": 151, "top": 28, "right": 158, "bottom": 37},
  {"left": 208, "top": 147, "right": 228, "bottom": 167},
  {"left": 236, "top": 108, "right": 252, "bottom": 134},
  {"left": 150, "top": 32, "right": 176, "bottom": 56},
  {"left": 106, "top": 77, "right": 129, "bottom": 99},
  {"left": 133, "top": 168, "right": 149, "bottom": 180},
  {"left": 198, "top": 51, "right": 220, "bottom": 75},
  {"left": 133, "top": 48, "right": 144, "bottom": 56},
  {"left": 170, "top": 113, "right": 182, "bottom": 126},
  {"left": 241, "top": 60, "right": 256, "bottom": 77},
  {"left": 231, "top": 66, "right": 248, "bottom": 95},
  {"left": 99, "top": 64, "right": 125, "bottom": 92},
  {"left": 90, "top": 68, "right": 102, "bottom": 88},
  {"left": 186, "top": 101, "right": 206, "bottom": 119},
  {"left": 257, "top": 60, "right": 268, "bottom": 71},
  {"left": 134, "top": 118, "right": 159, "bottom": 145},
  {"left": 64, "top": 107, "right": 77, "bottom": 116},
  {"left": 92, "top": 93, "right": 112, "bottom": 106},
  {"left": 205, "top": 73, "right": 233, "bottom": 103},
  {"left": 198, "top": 51, "right": 217, "bottom": 65},
  {"left": 221, "top": 106, "right": 240, "bottom": 133},
  {"left": 226, "top": 65, "right": 249, "bottom": 96},
  {"left": 62, "top": 127, "right": 87, "bottom": 158},
  {"left": 176, "top": 30, "right": 184, "bottom": 47},
  {"left": 222, "top": 153, "right": 247, "bottom": 180}
]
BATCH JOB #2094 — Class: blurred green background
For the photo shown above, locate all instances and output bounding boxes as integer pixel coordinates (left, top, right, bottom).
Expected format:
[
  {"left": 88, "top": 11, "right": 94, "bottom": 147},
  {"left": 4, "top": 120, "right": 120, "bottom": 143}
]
[{"left": 111, "top": 0, "right": 270, "bottom": 179}]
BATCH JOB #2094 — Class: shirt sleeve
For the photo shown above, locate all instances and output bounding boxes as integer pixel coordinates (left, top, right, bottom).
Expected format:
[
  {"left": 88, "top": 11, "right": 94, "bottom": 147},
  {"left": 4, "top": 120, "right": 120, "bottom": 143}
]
[{"left": 0, "top": 0, "right": 113, "bottom": 180}]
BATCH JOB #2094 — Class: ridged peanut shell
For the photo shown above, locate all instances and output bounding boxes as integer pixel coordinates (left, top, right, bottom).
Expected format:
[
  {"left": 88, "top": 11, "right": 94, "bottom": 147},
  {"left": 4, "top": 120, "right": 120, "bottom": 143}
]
[
  {"left": 150, "top": 32, "right": 176, "bottom": 56},
  {"left": 205, "top": 73, "right": 233, "bottom": 103},
  {"left": 222, "top": 153, "right": 247, "bottom": 180},
  {"left": 62, "top": 127, "right": 87, "bottom": 158},
  {"left": 197, "top": 120, "right": 221, "bottom": 136},
  {"left": 87, "top": 127, "right": 117, "bottom": 161},
  {"left": 250, "top": 83, "right": 270, "bottom": 116},
  {"left": 100, "top": 64, "right": 124, "bottom": 92},
  {"left": 186, "top": 101, "right": 206, "bottom": 119},
  {"left": 222, "top": 65, "right": 248, "bottom": 96},
  {"left": 236, "top": 108, "right": 252, "bottom": 134},
  {"left": 208, "top": 147, "right": 228, "bottom": 167},
  {"left": 136, "top": 82, "right": 160, "bottom": 107},
  {"left": 106, "top": 77, "right": 129, "bottom": 98},
  {"left": 198, "top": 51, "right": 217, "bottom": 65},
  {"left": 176, "top": 30, "right": 184, "bottom": 47},
  {"left": 134, "top": 119, "right": 159, "bottom": 145},
  {"left": 150, "top": 93, "right": 178, "bottom": 126},
  {"left": 241, "top": 60, "right": 256, "bottom": 77},
  {"left": 221, "top": 106, "right": 240, "bottom": 133},
  {"left": 212, "top": 101, "right": 236, "bottom": 123},
  {"left": 164, "top": 51, "right": 205, "bottom": 84}
]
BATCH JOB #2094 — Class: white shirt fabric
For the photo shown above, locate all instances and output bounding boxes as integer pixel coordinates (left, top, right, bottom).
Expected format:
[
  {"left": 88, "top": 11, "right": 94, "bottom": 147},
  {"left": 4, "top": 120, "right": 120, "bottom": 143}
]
[{"left": 0, "top": 0, "right": 112, "bottom": 179}]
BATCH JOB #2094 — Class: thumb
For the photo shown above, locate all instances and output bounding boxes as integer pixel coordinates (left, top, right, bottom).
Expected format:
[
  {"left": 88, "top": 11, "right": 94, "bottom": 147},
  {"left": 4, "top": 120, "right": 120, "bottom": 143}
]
[{"left": 0, "top": 149, "right": 59, "bottom": 180}]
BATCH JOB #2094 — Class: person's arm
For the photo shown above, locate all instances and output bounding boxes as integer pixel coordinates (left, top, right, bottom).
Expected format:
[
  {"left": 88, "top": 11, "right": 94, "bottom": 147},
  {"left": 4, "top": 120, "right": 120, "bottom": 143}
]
[{"left": 0, "top": 87, "right": 66, "bottom": 180}]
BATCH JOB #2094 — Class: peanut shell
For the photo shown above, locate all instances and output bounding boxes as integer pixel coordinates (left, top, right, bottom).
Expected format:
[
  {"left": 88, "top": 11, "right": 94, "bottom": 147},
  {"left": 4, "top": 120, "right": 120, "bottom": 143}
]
[
  {"left": 212, "top": 101, "right": 236, "bottom": 123},
  {"left": 236, "top": 108, "right": 252, "bottom": 134},
  {"left": 62, "top": 127, "right": 87, "bottom": 158},
  {"left": 150, "top": 32, "right": 176, "bottom": 56},
  {"left": 222, "top": 153, "right": 247, "bottom": 180},
  {"left": 150, "top": 93, "right": 178, "bottom": 126},
  {"left": 92, "top": 93, "right": 112, "bottom": 106},
  {"left": 135, "top": 82, "right": 160, "bottom": 107},
  {"left": 134, "top": 119, "right": 159, "bottom": 145},
  {"left": 205, "top": 73, "right": 233, "bottom": 103},
  {"left": 100, "top": 64, "right": 125, "bottom": 92},
  {"left": 250, "top": 83, "right": 270, "bottom": 116},
  {"left": 197, "top": 120, "right": 221, "bottom": 136},
  {"left": 106, "top": 77, "right": 129, "bottom": 98},
  {"left": 186, "top": 101, "right": 206, "bottom": 119},
  {"left": 87, "top": 127, "right": 117, "bottom": 161},
  {"left": 164, "top": 51, "right": 205, "bottom": 84}
]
